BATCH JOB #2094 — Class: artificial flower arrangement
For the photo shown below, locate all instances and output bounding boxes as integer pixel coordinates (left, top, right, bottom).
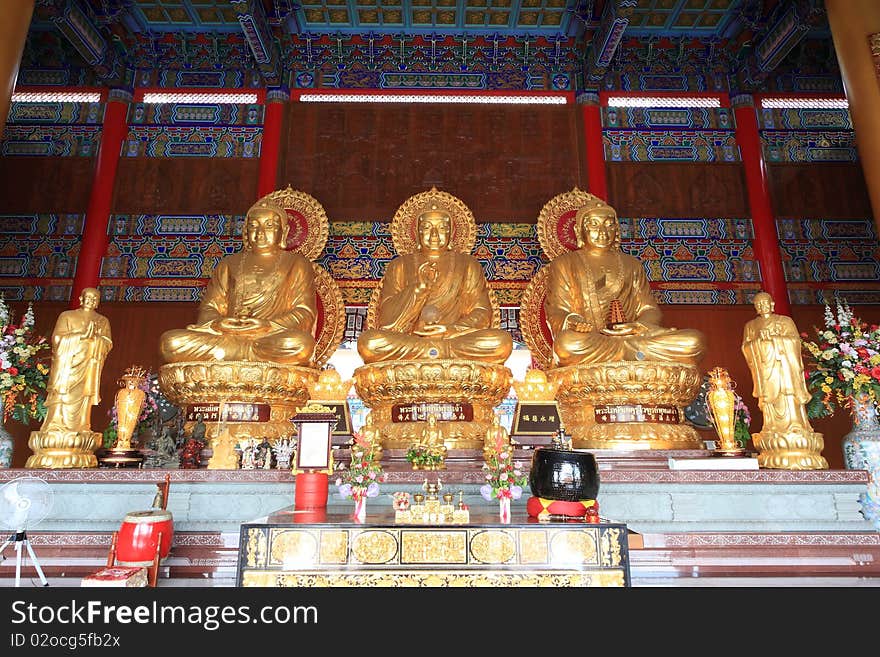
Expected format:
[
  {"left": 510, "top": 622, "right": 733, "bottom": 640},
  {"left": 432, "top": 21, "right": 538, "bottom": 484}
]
[
  {"left": 733, "top": 394, "right": 752, "bottom": 448},
  {"left": 0, "top": 296, "right": 50, "bottom": 424},
  {"left": 103, "top": 370, "right": 161, "bottom": 447},
  {"left": 335, "top": 429, "right": 386, "bottom": 503},
  {"left": 801, "top": 299, "right": 880, "bottom": 418},
  {"left": 405, "top": 445, "right": 445, "bottom": 470},
  {"left": 479, "top": 444, "right": 528, "bottom": 503}
]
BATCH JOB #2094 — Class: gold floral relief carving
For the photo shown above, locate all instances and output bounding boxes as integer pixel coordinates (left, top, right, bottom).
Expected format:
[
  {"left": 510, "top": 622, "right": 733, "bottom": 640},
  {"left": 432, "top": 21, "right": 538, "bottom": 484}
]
[
  {"left": 600, "top": 527, "right": 622, "bottom": 567},
  {"left": 269, "top": 529, "right": 319, "bottom": 566},
  {"left": 351, "top": 530, "right": 398, "bottom": 564},
  {"left": 470, "top": 530, "right": 517, "bottom": 564},
  {"left": 400, "top": 531, "right": 468, "bottom": 564},
  {"left": 870, "top": 33, "right": 880, "bottom": 82},
  {"left": 319, "top": 530, "right": 349, "bottom": 564},
  {"left": 549, "top": 529, "right": 599, "bottom": 565},
  {"left": 519, "top": 531, "right": 550, "bottom": 564},
  {"left": 242, "top": 570, "right": 626, "bottom": 587},
  {"left": 246, "top": 528, "right": 267, "bottom": 568}
]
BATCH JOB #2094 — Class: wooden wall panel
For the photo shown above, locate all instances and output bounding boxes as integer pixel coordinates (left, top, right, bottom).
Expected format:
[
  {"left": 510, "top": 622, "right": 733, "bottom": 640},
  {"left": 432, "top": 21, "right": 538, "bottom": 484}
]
[
  {"left": 0, "top": 157, "right": 95, "bottom": 213},
  {"left": 280, "top": 103, "right": 585, "bottom": 222},
  {"left": 606, "top": 162, "right": 749, "bottom": 217},
  {"left": 5, "top": 301, "right": 852, "bottom": 469},
  {"left": 113, "top": 158, "right": 259, "bottom": 214},
  {"left": 768, "top": 162, "right": 873, "bottom": 219}
]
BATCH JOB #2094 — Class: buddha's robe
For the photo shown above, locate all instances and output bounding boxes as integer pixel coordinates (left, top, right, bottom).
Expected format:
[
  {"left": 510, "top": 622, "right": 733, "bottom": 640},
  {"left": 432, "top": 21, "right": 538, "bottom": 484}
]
[{"left": 358, "top": 251, "right": 512, "bottom": 363}]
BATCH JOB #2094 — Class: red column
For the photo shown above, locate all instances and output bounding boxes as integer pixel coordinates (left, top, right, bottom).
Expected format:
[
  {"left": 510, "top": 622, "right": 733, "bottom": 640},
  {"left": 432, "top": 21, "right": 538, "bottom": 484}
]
[
  {"left": 733, "top": 94, "right": 791, "bottom": 316},
  {"left": 257, "top": 88, "right": 288, "bottom": 198},
  {"left": 71, "top": 89, "right": 130, "bottom": 306},
  {"left": 579, "top": 93, "right": 608, "bottom": 200}
]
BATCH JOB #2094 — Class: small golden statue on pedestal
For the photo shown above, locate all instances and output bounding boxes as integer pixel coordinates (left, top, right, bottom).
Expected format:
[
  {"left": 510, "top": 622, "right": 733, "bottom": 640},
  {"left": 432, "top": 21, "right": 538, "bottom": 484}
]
[
  {"left": 99, "top": 365, "right": 149, "bottom": 468},
  {"left": 27, "top": 287, "right": 112, "bottom": 469},
  {"left": 483, "top": 414, "right": 510, "bottom": 460},
  {"left": 207, "top": 428, "right": 240, "bottom": 470},
  {"left": 406, "top": 413, "right": 447, "bottom": 470},
  {"left": 520, "top": 190, "right": 706, "bottom": 449},
  {"left": 742, "top": 292, "right": 827, "bottom": 469}
]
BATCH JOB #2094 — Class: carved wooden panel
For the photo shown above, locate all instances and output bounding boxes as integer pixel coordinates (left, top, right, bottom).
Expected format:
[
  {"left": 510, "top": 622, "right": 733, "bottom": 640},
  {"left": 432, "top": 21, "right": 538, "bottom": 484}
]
[
  {"left": 113, "top": 158, "right": 259, "bottom": 214},
  {"left": 768, "top": 163, "right": 872, "bottom": 219},
  {"left": 606, "top": 162, "right": 749, "bottom": 218},
  {"left": 280, "top": 103, "right": 585, "bottom": 222},
  {"left": 0, "top": 157, "right": 95, "bottom": 213}
]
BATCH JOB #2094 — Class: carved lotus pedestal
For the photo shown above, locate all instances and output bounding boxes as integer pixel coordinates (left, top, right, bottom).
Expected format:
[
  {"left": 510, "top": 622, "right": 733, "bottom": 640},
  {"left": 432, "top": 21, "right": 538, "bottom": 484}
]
[
  {"left": 551, "top": 361, "right": 703, "bottom": 450},
  {"left": 353, "top": 360, "right": 513, "bottom": 451},
  {"left": 25, "top": 430, "right": 101, "bottom": 468},
  {"left": 159, "top": 361, "right": 319, "bottom": 445},
  {"left": 752, "top": 429, "right": 828, "bottom": 470}
]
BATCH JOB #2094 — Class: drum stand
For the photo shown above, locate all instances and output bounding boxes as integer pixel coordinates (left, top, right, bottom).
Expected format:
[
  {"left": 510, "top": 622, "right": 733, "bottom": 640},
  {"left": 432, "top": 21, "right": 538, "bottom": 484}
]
[{"left": 0, "top": 530, "right": 49, "bottom": 587}]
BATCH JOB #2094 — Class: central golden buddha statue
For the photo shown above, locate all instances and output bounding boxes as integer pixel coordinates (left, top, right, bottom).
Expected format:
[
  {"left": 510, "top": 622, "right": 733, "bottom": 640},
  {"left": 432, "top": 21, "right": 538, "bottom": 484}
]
[
  {"left": 521, "top": 189, "right": 706, "bottom": 450},
  {"left": 354, "top": 189, "right": 513, "bottom": 451},
  {"left": 358, "top": 206, "right": 512, "bottom": 364},
  {"left": 544, "top": 197, "right": 705, "bottom": 366},
  {"left": 158, "top": 189, "right": 344, "bottom": 446},
  {"left": 160, "top": 197, "right": 316, "bottom": 365}
]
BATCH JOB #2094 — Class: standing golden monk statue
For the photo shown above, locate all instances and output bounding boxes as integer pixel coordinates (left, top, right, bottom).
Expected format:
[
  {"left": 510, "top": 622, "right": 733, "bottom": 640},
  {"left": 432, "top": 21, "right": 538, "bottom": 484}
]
[
  {"left": 544, "top": 197, "right": 705, "bottom": 366},
  {"left": 742, "top": 292, "right": 827, "bottom": 469},
  {"left": 358, "top": 205, "right": 512, "bottom": 364},
  {"left": 26, "top": 287, "right": 113, "bottom": 468},
  {"left": 159, "top": 197, "right": 316, "bottom": 365}
]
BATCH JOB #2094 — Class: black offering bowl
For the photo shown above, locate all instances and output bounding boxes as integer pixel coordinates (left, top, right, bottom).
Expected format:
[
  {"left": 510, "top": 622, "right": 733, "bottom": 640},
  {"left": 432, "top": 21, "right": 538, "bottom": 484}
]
[{"left": 528, "top": 447, "right": 599, "bottom": 502}]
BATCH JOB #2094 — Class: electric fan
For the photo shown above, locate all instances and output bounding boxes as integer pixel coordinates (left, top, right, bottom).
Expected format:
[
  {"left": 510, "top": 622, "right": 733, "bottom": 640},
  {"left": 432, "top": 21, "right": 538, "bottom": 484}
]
[{"left": 0, "top": 476, "right": 53, "bottom": 587}]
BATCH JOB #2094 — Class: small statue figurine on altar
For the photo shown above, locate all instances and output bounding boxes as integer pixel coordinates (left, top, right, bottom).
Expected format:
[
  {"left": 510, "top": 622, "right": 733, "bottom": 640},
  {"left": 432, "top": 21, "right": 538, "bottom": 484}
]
[
  {"left": 240, "top": 438, "right": 257, "bottom": 469},
  {"left": 483, "top": 414, "right": 510, "bottom": 459},
  {"left": 407, "top": 414, "right": 447, "bottom": 470},
  {"left": 257, "top": 438, "right": 273, "bottom": 469},
  {"left": 191, "top": 413, "right": 207, "bottom": 444},
  {"left": 272, "top": 437, "right": 294, "bottom": 470},
  {"left": 741, "top": 291, "right": 827, "bottom": 469},
  {"left": 113, "top": 366, "right": 147, "bottom": 451},
  {"left": 180, "top": 437, "right": 204, "bottom": 469},
  {"left": 543, "top": 197, "right": 706, "bottom": 366},
  {"left": 207, "top": 429, "right": 240, "bottom": 469}
]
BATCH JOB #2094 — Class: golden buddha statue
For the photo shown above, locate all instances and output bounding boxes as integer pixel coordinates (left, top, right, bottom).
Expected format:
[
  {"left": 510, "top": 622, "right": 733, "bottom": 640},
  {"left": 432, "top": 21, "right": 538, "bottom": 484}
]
[
  {"left": 544, "top": 197, "right": 705, "bottom": 367},
  {"left": 483, "top": 414, "right": 510, "bottom": 457},
  {"left": 358, "top": 205, "right": 512, "bottom": 364},
  {"left": 521, "top": 189, "right": 706, "bottom": 450},
  {"left": 26, "top": 287, "right": 113, "bottom": 468},
  {"left": 742, "top": 292, "right": 827, "bottom": 469},
  {"left": 158, "top": 188, "right": 345, "bottom": 447},
  {"left": 159, "top": 197, "right": 316, "bottom": 366}
]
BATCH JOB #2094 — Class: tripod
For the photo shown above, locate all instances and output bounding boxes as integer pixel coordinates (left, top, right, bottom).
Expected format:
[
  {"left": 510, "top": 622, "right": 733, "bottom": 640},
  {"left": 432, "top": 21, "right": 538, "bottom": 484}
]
[{"left": 0, "top": 530, "right": 48, "bottom": 587}]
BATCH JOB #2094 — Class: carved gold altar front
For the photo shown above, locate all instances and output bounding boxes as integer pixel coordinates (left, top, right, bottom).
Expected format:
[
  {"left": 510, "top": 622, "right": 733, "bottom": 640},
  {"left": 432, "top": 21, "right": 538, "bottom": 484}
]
[{"left": 238, "top": 511, "right": 630, "bottom": 587}]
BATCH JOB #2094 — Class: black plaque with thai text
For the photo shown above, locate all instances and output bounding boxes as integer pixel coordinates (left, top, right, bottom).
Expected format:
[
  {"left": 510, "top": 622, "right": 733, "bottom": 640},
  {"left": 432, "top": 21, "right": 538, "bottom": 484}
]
[
  {"left": 391, "top": 402, "right": 474, "bottom": 422},
  {"left": 185, "top": 403, "right": 271, "bottom": 423}
]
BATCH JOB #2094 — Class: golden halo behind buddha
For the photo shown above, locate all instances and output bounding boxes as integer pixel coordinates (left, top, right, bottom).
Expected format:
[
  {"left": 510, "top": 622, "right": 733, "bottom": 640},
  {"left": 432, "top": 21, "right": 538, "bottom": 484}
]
[
  {"left": 390, "top": 187, "right": 478, "bottom": 256},
  {"left": 537, "top": 187, "right": 612, "bottom": 260},
  {"left": 257, "top": 185, "right": 329, "bottom": 261}
]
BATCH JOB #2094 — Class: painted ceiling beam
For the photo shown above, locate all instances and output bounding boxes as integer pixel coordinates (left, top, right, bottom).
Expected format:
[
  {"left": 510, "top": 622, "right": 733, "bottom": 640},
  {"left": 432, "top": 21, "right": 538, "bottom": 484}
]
[
  {"left": 36, "top": 0, "right": 130, "bottom": 86},
  {"left": 231, "top": 0, "right": 284, "bottom": 85},
  {"left": 736, "top": 0, "right": 822, "bottom": 89},
  {"left": 583, "top": 0, "right": 636, "bottom": 89}
]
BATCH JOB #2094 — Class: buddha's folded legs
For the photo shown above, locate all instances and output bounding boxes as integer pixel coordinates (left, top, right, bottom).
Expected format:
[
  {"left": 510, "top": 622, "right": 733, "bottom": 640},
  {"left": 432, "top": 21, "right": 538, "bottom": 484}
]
[
  {"left": 358, "top": 328, "right": 512, "bottom": 364},
  {"left": 554, "top": 328, "right": 705, "bottom": 367},
  {"left": 252, "top": 330, "right": 315, "bottom": 365},
  {"left": 159, "top": 328, "right": 252, "bottom": 362}
]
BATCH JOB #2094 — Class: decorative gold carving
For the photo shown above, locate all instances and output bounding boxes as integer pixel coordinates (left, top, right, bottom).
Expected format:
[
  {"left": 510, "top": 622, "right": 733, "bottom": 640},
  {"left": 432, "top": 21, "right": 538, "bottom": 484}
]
[
  {"left": 262, "top": 185, "right": 329, "bottom": 262},
  {"left": 549, "top": 529, "right": 598, "bottom": 565},
  {"left": 536, "top": 187, "right": 597, "bottom": 260},
  {"left": 354, "top": 360, "right": 512, "bottom": 449},
  {"left": 246, "top": 528, "right": 267, "bottom": 568},
  {"left": 242, "top": 570, "right": 626, "bottom": 587},
  {"left": 519, "top": 531, "right": 550, "bottom": 564},
  {"left": 400, "top": 531, "right": 467, "bottom": 564},
  {"left": 25, "top": 430, "right": 101, "bottom": 469},
  {"left": 307, "top": 367, "right": 352, "bottom": 401},
  {"left": 390, "top": 187, "right": 477, "bottom": 256},
  {"left": 517, "top": 266, "right": 553, "bottom": 370},
  {"left": 159, "top": 361, "right": 318, "bottom": 442},
  {"left": 351, "top": 530, "right": 398, "bottom": 564},
  {"left": 551, "top": 361, "right": 703, "bottom": 449},
  {"left": 600, "top": 527, "right": 622, "bottom": 567},
  {"left": 269, "top": 529, "right": 318, "bottom": 566},
  {"left": 470, "top": 530, "right": 517, "bottom": 564},
  {"left": 295, "top": 402, "right": 334, "bottom": 414},
  {"left": 512, "top": 367, "right": 559, "bottom": 402},
  {"left": 319, "top": 530, "right": 348, "bottom": 564},
  {"left": 311, "top": 263, "right": 346, "bottom": 369}
]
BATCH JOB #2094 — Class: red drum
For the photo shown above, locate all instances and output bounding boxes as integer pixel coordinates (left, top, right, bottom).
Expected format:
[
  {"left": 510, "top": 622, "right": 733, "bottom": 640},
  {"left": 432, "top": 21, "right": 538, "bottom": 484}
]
[
  {"left": 294, "top": 472, "right": 329, "bottom": 511},
  {"left": 116, "top": 509, "right": 174, "bottom": 566}
]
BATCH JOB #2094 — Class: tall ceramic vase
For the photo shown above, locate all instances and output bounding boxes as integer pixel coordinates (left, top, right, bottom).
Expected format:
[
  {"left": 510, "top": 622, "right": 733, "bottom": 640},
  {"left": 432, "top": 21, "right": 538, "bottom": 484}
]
[
  {"left": 0, "top": 414, "right": 14, "bottom": 468},
  {"left": 841, "top": 394, "right": 880, "bottom": 529}
]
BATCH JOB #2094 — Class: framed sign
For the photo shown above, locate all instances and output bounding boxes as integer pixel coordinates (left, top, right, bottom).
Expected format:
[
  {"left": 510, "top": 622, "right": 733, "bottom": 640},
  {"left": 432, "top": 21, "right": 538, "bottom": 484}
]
[
  {"left": 309, "top": 400, "right": 352, "bottom": 436},
  {"left": 292, "top": 403, "right": 337, "bottom": 474},
  {"left": 512, "top": 401, "right": 562, "bottom": 439}
]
